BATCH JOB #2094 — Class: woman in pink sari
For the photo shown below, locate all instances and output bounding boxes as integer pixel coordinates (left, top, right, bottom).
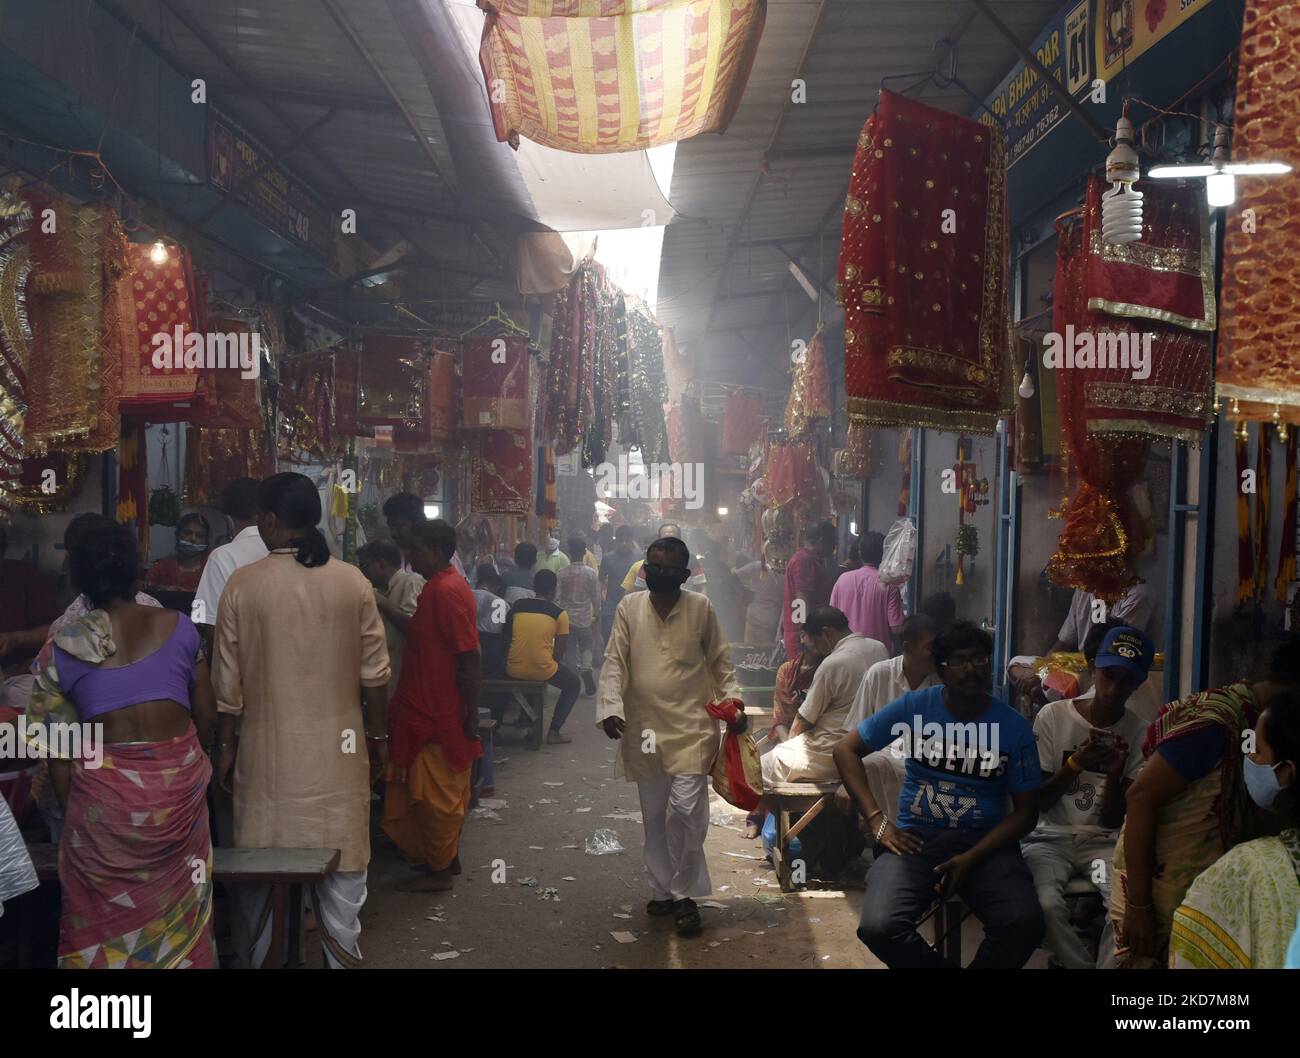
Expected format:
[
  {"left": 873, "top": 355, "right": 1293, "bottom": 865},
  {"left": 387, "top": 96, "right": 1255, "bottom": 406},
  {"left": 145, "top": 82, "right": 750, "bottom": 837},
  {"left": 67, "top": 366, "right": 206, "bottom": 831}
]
[{"left": 28, "top": 523, "right": 217, "bottom": 968}]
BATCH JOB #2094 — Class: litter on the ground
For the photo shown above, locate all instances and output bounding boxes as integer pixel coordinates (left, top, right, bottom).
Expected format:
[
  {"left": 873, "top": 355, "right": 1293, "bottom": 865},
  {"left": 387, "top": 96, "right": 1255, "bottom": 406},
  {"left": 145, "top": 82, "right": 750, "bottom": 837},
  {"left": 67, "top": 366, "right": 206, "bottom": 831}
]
[
  {"left": 562, "top": 876, "right": 577, "bottom": 881},
  {"left": 610, "top": 931, "right": 638, "bottom": 944},
  {"left": 559, "top": 844, "right": 579, "bottom": 849},
  {"left": 519, "top": 877, "right": 539, "bottom": 888},
  {"left": 432, "top": 950, "right": 460, "bottom": 961},
  {"left": 543, "top": 781, "right": 565, "bottom": 787},
  {"left": 536, "top": 798, "right": 557, "bottom": 804},
  {"left": 477, "top": 798, "right": 509, "bottom": 810},
  {"left": 698, "top": 900, "right": 727, "bottom": 909},
  {"left": 584, "top": 829, "right": 624, "bottom": 855},
  {"left": 425, "top": 915, "right": 445, "bottom": 922},
  {"left": 575, "top": 807, "right": 593, "bottom": 813},
  {"left": 538, "top": 887, "right": 560, "bottom": 901},
  {"left": 469, "top": 808, "right": 501, "bottom": 821},
  {"left": 612, "top": 912, "right": 631, "bottom": 919},
  {"left": 708, "top": 941, "right": 721, "bottom": 948},
  {"left": 528, "top": 845, "right": 545, "bottom": 850},
  {"left": 723, "top": 851, "right": 762, "bottom": 860},
  {"left": 602, "top": 811, "right": 642, "bottom": 822}
]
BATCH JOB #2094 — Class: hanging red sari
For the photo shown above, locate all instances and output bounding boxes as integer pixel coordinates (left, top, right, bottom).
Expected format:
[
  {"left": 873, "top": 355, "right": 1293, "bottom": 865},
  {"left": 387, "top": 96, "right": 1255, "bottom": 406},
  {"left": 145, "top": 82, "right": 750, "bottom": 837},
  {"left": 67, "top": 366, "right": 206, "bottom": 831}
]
[{"left": 838, "top": 90, "right": 1013, "bottom": 434}]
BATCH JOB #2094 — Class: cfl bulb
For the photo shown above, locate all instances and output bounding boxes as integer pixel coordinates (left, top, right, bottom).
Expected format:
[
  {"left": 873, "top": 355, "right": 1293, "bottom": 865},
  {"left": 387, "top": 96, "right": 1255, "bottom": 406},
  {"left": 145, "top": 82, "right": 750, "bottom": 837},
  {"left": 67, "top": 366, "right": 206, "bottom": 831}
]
[
  {"left": 149, "top": 240, "right": 169, "bottom": 265},
  {"left": 1206, "top": 171, "right": 1236, "bottom": 208},
  {"left": 1102, "top": 115, "right": 1143, "bottom": 245}
]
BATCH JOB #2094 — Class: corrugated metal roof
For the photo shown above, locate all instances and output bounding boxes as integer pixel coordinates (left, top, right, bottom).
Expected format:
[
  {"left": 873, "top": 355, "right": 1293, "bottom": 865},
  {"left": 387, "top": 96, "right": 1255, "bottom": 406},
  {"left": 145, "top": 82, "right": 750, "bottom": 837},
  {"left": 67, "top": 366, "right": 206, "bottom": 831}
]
[
  {"left": 659, "top": 0, "right": 1064, "bottom": 385},
  {"left": 107, "top": 0, "right": 514, "bottom": 303}
]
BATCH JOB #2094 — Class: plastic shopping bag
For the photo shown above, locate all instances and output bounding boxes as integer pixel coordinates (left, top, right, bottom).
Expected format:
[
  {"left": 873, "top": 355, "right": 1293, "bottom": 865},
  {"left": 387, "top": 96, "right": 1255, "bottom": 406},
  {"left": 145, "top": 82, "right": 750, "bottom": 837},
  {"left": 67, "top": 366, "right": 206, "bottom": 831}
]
[
  {"left": 706, "top": 698, "right": 762, "bottom": 811},
  {"left": 879, "top": 516, "right": 916, "bottom": 585}
]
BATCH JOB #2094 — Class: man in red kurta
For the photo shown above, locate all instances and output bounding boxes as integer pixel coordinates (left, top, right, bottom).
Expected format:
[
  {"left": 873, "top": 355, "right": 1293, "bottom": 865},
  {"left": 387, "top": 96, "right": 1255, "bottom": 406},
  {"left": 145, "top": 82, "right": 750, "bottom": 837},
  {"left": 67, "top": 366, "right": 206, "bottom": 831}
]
[{"left": 382, "top": 520, "right": 482, "bottom": 893}]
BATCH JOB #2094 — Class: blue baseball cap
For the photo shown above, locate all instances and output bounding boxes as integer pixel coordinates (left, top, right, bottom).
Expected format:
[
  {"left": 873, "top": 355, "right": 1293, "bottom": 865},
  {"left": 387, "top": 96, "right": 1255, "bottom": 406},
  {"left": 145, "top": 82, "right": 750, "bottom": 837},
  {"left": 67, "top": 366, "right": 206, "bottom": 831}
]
[{"left": 1094, "top": 626, "right": 1154, "bottom": 680}]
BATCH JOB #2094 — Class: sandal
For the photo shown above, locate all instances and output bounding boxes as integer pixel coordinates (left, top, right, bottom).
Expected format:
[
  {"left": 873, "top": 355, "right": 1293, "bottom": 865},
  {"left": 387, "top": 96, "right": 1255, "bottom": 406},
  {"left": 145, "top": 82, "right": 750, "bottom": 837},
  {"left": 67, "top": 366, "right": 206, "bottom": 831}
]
[
  {"left": 646, "top": 898, "right": 675, "bottom": 917},
  {"left": 674, "top": 898, "right": 702, "bottom": 936}
]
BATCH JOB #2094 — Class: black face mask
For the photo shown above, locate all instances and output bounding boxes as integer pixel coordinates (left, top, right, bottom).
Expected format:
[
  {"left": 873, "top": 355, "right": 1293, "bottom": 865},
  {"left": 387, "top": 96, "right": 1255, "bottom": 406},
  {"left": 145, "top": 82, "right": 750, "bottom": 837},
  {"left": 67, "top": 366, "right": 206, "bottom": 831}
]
[{"left": 645, "top": 568, "right": 684, "bottom": 595}]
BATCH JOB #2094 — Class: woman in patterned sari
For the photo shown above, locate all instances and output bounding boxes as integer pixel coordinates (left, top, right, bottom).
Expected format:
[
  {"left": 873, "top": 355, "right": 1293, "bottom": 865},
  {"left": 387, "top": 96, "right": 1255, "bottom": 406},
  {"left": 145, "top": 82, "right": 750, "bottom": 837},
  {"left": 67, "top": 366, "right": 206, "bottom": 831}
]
[
  {"left": 1109, "top": 637, "right": 1300, "bottom": 967},
  {"left": 1171, "top": 691, "right": 1300, "bottom": 968},
  {"left": 28, "top": 524, "right": 217, "bottom": 968}
]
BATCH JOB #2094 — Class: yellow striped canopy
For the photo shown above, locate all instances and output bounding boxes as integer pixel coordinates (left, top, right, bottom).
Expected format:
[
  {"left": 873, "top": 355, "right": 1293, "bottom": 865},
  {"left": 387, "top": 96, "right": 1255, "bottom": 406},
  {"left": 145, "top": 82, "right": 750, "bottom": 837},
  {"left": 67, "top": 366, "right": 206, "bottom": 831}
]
[{"left": 477, "top": 0, "right": 766, "bottom": 153}]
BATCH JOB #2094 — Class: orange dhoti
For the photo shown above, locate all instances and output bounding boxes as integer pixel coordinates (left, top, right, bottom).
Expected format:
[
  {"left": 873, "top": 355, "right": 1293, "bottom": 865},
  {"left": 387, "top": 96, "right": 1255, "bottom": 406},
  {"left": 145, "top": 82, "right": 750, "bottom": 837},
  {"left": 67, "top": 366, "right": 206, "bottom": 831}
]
[{"left": 381, "top": 743, "right": 472, "bottom": 871}]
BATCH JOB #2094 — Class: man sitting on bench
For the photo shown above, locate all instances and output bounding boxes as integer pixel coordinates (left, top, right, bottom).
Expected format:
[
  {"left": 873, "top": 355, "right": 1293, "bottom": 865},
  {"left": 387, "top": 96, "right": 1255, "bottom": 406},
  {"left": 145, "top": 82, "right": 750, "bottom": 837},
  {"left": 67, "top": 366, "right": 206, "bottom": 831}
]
[
  {"left": 833, "top": 621, "right": 1044, "bottom": 969},
  {"left": 504, "top": 569, "right": 581, "bottom": 745},
  {"left": 761, "top": 607, "right": 885, "bottom": 787}
]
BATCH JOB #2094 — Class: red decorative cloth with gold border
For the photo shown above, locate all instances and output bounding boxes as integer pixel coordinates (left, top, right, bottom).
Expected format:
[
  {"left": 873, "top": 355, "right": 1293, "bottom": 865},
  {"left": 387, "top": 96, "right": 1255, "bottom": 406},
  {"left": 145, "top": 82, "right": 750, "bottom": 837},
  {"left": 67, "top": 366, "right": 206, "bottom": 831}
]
[
  {"left": 1069, "top": 175, "right": 1214, "bottom": 444},
  {"left": 838, "top": 90, "right": 1012, "bottom": 434}
]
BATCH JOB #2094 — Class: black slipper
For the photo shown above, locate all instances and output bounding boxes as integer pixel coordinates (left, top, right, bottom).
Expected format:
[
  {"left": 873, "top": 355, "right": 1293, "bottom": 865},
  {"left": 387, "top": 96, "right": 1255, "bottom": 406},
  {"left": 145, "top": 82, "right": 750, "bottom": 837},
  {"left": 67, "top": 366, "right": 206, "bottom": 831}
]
[
  {"left": 647, "top": 898, "right": 675, "bottom": 917},
  {"left": 674, "top": 898, "right": 702, "bottom": 936}
]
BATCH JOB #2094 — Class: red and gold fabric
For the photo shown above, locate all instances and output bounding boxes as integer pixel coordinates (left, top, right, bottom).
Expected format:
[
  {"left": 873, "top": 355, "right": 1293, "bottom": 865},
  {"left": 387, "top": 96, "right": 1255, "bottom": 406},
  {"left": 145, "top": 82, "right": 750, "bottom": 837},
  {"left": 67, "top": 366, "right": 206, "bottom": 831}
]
[
  {"left": 359, "top": 335, "right": 431, "bottom": 430},
  {"left": 278, "top": 350, "right": 337, "bottom": 461},
  {"left": 1217, "top": 0, "right": 1300, "bottom": 409},
  {"left": 471, "top": 429, "right": 533, "bottom": 515},
  {"left": 784, "top": 329, "right": 831, "bottom": 438},
  {"left": 1084, "top": 177, "right": 1215, "bottom": 332},
  {"left": 763, "top": 439, "right": 820, "bottom": 511},
  {"left": 838, "top": 90, "right": 1012, "bottom": 434},
  {"left": 462, "top": 335, "right": 529, "bottom": 431},
  {"left": 115, "top": 241, "right": 201, "bottom": 409},
  {"left": 0, "top": 193, "right": 32, "bottom": 519},
  {"left": 477, "top": 0, "right": 766, "bottom": 153},
  {"left": 1046, "top": 217, "right": 1150, "bottom": 604},
  {"left": 536, "top": 443, "right": 557, "bottom": 523},
  {"left": 184, "top": 424, "right": 274, "bottom": 508},
  {"left": 1071, "top": 176, "right": 1214, "bottom": 443},
  {"left": 191, "top": 316, "right": 262, "bottom": 431}
]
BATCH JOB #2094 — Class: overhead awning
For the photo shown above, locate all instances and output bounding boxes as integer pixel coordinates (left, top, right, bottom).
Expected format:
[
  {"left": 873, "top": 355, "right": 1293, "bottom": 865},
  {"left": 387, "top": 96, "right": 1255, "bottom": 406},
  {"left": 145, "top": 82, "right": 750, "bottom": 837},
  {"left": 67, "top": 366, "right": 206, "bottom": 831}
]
[{"left": 476, "top": 0, "right": 766, "bottom": 154}]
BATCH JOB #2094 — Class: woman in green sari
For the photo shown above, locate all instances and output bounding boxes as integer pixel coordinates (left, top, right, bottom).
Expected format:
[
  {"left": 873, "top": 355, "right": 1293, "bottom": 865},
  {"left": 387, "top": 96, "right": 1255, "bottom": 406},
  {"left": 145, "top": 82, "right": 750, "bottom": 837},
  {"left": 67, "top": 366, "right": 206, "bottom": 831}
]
[{"left": 1171, "top": 691, "right": 1300, "bottom": 968}]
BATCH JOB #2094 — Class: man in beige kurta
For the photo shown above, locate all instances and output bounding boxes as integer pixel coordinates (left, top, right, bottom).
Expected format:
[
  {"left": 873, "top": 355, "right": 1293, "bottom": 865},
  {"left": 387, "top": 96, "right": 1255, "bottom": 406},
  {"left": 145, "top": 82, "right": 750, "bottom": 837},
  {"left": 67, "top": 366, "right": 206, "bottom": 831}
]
[
  {"left": 597, "top": 537, "right": 741, "bottom": 935},
  {"left": 212, "top": 549, "right": 389, "bottom": 968}
]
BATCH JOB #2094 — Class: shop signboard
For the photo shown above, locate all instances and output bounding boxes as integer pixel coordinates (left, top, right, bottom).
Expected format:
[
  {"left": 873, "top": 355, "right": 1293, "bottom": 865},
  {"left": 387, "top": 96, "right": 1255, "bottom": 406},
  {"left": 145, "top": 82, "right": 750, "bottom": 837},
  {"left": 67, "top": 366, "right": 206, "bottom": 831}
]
[
  {"left": 1094, "top": 0, "right": 1218, "bottom": 84},
  {"left": 979, "top": 0, "right": 1092, "bottom": 170},
  {"left": 207, "top": 109, "right": 336, "bottom": 266}
]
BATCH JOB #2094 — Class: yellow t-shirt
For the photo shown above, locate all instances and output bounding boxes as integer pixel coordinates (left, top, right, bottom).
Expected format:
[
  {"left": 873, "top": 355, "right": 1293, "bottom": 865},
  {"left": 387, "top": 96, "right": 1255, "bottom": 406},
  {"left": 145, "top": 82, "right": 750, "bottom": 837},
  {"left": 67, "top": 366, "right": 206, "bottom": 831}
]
[
  {"left": 505, "top": 596, "right": 570, "bottom": 681},
  {"left": 621, "top": 558, "right": 644, "bottom": 592}
]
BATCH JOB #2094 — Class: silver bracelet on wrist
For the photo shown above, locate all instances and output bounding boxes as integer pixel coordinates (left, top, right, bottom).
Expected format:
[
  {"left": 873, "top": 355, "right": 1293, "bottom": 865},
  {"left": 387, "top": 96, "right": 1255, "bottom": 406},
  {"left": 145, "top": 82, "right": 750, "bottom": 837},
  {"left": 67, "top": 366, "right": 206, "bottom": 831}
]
[{"left": 875, "top": 817, "right": 888, "bottom": 842}]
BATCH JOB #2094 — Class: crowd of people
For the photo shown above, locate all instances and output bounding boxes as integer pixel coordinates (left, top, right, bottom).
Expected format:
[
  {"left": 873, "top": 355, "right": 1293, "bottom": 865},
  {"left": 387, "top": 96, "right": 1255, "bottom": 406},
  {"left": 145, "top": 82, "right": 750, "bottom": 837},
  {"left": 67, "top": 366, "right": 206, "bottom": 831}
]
[{"left": 2, "top": 487, "right": 1298, "bottom": 971}]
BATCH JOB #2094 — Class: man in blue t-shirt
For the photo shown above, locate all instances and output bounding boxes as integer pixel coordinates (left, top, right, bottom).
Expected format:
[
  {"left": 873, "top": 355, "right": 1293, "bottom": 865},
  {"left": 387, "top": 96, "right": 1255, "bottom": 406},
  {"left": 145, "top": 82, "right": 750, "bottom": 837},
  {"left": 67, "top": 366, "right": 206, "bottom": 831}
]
[{"left": 833, "top": 621, "right": 1044, "bottom": 968}]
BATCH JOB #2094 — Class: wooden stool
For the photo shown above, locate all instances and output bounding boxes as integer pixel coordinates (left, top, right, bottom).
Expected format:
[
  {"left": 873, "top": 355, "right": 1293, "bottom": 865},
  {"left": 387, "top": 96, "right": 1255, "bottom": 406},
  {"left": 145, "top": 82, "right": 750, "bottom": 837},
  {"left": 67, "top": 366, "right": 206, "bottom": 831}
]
[
  {"left": 765, "top": 781, "right": 841, "bottom": 891},
  {"left": 480, "top": 678, "right": 548, "bottom": 749},
  {"left": 213, "top": 847, "right": 340, "bottom": 969}
]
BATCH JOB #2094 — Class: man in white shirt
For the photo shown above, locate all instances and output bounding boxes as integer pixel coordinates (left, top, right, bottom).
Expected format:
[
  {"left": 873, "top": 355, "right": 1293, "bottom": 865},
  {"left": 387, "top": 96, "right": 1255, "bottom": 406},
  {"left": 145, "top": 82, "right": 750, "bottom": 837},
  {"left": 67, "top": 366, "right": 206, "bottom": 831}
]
[
  {"left": 556, "top": 535, "right": 602, "bottom": 696},
  {"left": 597, "top": 535, "right": 742, "bottom": 938},
  {"left": 1022, "top": 622, "right": 1152, "bottom": 969},
  {"left": 192, "top": 478, "right": 268, "bottom": 642},
  {"left": 358, "top": 539, "right": 425, "bottom": 699},
  {"left": 760, "top": 607, "right": 886, "bottom": 786},
  {"left": 839, "top": 615, "right": 940, "bottom": 821}
]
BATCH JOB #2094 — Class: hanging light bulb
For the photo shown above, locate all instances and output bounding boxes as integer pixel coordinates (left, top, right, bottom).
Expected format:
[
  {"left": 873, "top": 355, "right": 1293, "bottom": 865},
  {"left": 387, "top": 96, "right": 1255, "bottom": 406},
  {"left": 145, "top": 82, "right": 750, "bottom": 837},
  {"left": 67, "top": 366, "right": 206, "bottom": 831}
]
[
  {"left": 149, "top": 240, "right": 169, "bottom": 265},
  {"left": 1149, "top": 125, "right": 1290, "bottom": 208},
  {"left": 1017, "top": 357, "right": 1035, "bottom": 399},
  {"left": 1101, "top": 114, "right": 1143, "bottom": 245},
  {"left": 1206, "top": 171, "right": 1236, "bottom": 208}
]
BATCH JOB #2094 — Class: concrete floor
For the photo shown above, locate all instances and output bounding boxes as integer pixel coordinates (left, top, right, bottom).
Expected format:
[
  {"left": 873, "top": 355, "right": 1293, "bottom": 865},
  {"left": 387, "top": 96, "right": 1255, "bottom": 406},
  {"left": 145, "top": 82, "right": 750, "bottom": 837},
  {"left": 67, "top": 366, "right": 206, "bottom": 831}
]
[{"left": 357, "top": 688, "right": 1055, "bottom": 969}]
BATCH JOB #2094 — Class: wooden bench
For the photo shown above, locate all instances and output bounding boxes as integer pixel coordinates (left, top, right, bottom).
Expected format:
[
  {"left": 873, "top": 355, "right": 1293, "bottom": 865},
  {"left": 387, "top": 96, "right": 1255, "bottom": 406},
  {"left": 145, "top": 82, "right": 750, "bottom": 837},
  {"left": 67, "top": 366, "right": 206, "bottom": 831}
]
[
  {"left": 924, "top": 875, "right": 1102, "bottom": 966},
  {"left": 765, "top": 780, "right": 842, "bottom": 892},
  {"left": 481, "top": 678, "right": 548, "bottom": 750},
  {"left": 213, "top": 847, "right": 340, "bottom": 969}
]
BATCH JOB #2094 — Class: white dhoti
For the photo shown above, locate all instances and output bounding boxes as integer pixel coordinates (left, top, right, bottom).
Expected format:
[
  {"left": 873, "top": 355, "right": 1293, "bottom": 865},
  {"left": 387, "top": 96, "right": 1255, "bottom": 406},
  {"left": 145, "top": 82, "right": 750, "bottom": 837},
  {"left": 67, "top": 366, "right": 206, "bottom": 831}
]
[
  {"left": 864, "top": 738, "right": 908, "bottom": 822},
  {"left": 240, "top": 868, "right": 367, "bottom": 969},
  {"left": 636, "top": 774, "right": 712, "bottom": 901},
  {"left": 759, "top": 732, "right": 837, "bottom": 786}
]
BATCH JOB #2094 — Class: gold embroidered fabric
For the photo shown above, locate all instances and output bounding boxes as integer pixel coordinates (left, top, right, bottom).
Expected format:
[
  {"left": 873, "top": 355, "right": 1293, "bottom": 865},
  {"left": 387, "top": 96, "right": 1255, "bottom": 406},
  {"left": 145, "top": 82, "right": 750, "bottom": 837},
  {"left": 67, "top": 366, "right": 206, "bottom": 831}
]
[{"left": 1218, "top": 0, "right": 1300, "bottom": 408}]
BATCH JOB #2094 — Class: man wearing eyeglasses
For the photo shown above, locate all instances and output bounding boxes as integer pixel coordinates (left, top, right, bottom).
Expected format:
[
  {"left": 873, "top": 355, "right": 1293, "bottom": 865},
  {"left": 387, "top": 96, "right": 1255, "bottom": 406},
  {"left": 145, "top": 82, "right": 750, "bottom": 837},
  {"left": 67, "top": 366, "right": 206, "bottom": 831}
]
[{"left": 833, "top": 621, "right": 1044, "bottom": 968}]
